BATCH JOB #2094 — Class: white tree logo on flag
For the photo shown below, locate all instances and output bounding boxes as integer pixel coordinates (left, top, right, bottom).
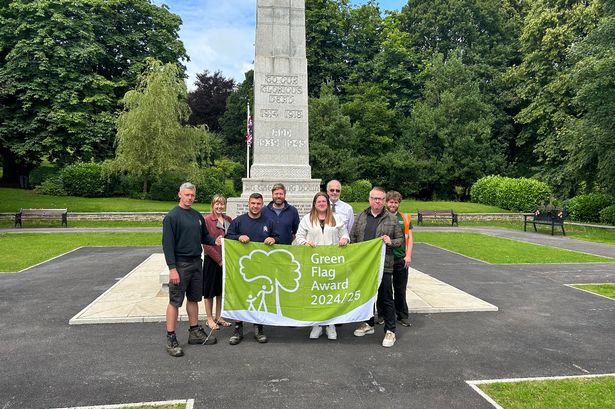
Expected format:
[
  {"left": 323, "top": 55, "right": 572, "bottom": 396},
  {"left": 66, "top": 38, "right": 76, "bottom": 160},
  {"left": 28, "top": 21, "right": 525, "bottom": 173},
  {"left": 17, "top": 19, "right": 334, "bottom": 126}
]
[{"left": 238, "top": 249, "right": 302, "bottom": 316}]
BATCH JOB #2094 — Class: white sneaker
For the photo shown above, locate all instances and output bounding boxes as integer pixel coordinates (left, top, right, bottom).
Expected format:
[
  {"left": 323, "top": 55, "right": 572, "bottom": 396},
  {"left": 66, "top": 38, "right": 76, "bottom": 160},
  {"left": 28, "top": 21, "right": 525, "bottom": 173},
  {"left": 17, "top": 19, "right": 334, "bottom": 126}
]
[
  {"left": 353, "top": 323, "right": 375, "bottom": 337},
  {"left": 382, "top": 330, "right": 396, "bottom": 347},
  {"left": 325, "top": 324, "right": 337, "bottom": 340},
  {"left": 309, "top": 325, "right": 323, "bottom": 339}
]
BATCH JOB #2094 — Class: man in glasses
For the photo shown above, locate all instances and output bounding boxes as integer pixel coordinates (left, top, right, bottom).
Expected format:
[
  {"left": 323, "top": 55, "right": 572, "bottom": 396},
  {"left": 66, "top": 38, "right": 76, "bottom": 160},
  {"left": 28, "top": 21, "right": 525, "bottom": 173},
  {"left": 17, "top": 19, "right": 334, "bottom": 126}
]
[
  {"left": 326, "top": 180, "right": 355, "bottom": 233},
  {"left": 350, "top": 187, "right": 404, "bottom": 347}
]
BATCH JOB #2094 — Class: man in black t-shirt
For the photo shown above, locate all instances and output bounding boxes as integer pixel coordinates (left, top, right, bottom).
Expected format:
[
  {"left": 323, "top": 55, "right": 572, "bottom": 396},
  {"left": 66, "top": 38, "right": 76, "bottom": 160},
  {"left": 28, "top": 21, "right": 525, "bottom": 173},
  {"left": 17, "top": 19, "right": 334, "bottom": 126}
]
[{"left": 162, "top": 182, "right": 221, "bottom": 357}]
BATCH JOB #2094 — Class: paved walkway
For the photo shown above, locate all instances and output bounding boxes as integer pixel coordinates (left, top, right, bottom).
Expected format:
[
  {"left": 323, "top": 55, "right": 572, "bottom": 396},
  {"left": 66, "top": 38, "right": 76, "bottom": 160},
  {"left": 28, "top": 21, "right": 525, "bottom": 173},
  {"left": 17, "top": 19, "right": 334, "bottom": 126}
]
[
  {"left": 1, "top": 229, "right": 614, "bottom": 408},
  {"left": 68, "top": 254, "right": 497, "bottom": 325}
]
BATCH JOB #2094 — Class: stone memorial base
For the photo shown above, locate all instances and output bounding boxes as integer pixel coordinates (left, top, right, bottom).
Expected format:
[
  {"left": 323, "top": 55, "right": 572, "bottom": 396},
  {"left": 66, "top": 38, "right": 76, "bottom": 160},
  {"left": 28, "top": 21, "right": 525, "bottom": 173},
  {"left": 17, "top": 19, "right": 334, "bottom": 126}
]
[{"left": 226, "top": 177, "right": 321, "bottom": 218}]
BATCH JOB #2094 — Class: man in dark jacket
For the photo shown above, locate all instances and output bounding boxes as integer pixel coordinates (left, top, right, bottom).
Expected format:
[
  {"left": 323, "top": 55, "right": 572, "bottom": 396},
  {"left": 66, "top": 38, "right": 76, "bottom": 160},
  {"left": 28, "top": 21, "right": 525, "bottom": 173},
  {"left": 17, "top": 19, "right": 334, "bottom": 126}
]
[
  {"left": 350, "top": 187, "right": 404, "bottom": 347},
  {"left": 163, "top": 182, "right": 221, "bottom": 357},
  {"left": 226, "top": 192, "right": 279, "bottom": 345},
  {"left": 262, "top": 183, "right": 300, "bottom": 245}
]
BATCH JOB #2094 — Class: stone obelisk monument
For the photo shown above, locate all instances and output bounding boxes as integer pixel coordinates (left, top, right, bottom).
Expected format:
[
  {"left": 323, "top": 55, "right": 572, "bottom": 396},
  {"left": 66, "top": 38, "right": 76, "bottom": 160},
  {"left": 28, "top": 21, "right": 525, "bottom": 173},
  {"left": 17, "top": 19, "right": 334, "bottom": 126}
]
[{"left": 226, "top": 0, "right": 320, "bottom": 217}]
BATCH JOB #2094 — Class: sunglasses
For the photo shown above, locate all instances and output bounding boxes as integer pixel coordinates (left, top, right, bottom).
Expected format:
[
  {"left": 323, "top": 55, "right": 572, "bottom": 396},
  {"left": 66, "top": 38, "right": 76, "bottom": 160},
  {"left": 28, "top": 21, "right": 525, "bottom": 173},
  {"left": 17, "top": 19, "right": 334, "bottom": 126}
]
[{"left": 328, "top": 189, "right": 341, "bottom": 193}]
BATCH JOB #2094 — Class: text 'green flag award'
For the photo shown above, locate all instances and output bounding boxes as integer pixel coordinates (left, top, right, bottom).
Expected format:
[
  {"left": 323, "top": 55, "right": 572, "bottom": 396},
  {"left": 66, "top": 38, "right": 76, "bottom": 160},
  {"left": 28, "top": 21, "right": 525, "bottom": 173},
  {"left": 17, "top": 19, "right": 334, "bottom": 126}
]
[{"left": 222, "top": 239, "right": 385, "bottom": 326}]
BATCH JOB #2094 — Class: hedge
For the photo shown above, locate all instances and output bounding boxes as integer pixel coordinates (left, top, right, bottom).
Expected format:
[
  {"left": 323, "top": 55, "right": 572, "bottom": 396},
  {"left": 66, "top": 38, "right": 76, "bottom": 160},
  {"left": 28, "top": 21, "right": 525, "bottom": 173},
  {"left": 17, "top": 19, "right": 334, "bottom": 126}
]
[
  {"left": 470, "top": 175, "right": 551, "bottom": 212},
  {"left": 567, "top": 193, "right": 615, "bottom": 223}
]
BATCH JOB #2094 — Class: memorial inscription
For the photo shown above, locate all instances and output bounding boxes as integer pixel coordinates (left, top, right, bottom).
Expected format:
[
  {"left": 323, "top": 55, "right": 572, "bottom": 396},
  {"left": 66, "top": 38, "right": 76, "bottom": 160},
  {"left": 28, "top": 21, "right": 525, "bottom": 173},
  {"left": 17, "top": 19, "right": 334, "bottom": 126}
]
[{"left": 226, "top": 0, "right": 321, "bottom": 217}]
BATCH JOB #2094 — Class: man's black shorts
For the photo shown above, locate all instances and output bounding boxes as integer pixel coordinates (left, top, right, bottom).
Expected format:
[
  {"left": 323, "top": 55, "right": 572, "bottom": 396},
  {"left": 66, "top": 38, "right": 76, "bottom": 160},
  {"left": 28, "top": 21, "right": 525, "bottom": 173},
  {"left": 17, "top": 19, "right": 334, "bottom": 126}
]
[{"left": 169, "top": 258, "right": 203, "bottom": 307}]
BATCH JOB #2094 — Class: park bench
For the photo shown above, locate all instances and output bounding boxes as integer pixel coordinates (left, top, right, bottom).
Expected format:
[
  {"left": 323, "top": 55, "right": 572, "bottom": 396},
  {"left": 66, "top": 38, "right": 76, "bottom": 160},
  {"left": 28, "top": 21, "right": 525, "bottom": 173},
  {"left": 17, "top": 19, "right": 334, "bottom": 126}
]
[
  {"left": 417, "top": 210, "right": 459, "bottom": 226},
  {"left": 15, "top": 208, "right": 68, "bottom": 228},
  {"left": 523, "top": 208, "right": 566, "bottom": 236}
]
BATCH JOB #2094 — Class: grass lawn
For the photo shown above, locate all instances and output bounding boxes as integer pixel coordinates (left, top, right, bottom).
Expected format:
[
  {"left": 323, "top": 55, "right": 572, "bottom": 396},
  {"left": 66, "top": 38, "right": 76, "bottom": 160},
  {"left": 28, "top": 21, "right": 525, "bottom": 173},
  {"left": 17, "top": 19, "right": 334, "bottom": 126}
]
[
  {"left": 0, "top": 187, "right": 505, "bottom": 213},
  {"left": 0, "top": 219, "right": 163, "bottom": 228},
  {"left": 478, "top": 375, "right": 615, "bottom": 409},
  {"left": 571, "top": 283, "right": 615, "bottom": 299},
  {"left": 414, "top": 232, "right": 615, "bottom": 264},
  {"left": 353, "top": 199, "right": 506, "bottom": 214},
  {"left": 0, "top": 188, "right": 209, "bottom": 213},
  {"left": 0, "top": 232, "right": 160, "bottom": 272}
]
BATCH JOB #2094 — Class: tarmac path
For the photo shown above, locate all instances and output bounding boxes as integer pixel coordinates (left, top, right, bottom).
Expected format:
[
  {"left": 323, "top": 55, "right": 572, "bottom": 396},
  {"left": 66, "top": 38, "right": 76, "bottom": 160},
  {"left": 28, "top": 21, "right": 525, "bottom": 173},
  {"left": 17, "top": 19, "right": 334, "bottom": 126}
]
[{"left": 1, "top": 227, "right": 614, "bottom": 408}]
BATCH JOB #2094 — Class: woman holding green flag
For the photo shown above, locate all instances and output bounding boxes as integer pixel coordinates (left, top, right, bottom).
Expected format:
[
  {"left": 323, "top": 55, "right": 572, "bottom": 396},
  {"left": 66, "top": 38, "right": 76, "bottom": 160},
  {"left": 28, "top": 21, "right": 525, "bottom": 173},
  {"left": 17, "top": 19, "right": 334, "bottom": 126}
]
[{"left": 295, "top": 191, "right": 350, "bottom": 340}]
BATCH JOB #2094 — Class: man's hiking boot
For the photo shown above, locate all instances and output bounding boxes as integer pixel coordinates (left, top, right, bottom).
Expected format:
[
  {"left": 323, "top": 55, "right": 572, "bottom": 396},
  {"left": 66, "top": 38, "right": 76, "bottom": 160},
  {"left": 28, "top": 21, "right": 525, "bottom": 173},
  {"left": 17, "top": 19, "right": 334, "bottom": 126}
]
[
  {"left": 254, "top": 324, "right": 268, "bottom": 343},
  {"left": 166, "top": 333, "right": 184, "bottom": 357},
  {"left": 188, "top": 326, "right": 217, "bottom": 345},
  {"left": 229, "top": 322, "right": 244, "bottom": 345}
]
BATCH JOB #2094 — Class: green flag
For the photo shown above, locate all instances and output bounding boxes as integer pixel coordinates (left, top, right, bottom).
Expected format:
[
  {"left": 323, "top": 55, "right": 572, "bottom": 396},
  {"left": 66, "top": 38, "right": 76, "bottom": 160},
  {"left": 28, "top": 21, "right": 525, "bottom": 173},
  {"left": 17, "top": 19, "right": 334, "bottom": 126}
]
[{"left": 222, "top": 238, "right": 385, "bottom": 326}]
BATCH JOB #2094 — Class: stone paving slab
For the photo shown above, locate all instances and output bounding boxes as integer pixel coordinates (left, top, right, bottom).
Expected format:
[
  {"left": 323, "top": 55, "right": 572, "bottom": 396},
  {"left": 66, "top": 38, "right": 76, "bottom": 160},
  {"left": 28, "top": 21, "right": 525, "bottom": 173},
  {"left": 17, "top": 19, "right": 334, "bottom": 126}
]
[{"left": 69, "top": 254, "right": 498, "bottom": 325}]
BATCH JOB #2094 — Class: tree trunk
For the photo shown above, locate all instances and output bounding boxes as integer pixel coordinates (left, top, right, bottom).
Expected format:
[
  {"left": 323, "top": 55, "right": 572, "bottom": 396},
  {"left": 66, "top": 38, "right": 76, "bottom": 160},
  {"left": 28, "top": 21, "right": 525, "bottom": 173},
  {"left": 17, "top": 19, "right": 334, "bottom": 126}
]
[
  {"left": 0, "top": 148, "right": 33, "bottom": 187},
  {"left": 142, "top": 175, "right": 149, "bottom": 194}
]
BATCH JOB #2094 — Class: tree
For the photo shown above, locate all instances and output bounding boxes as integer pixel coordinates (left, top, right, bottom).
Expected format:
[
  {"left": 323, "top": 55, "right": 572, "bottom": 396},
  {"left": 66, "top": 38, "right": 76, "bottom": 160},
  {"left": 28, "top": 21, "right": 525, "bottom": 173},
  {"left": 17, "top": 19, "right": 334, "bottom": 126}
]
[
  {"left": 113, "top": 59, "right": 194, "bottom": 193},
  {"left": 187, "top": 70, "right": 236, "bottom": 131},
  {"left": 551, "top": 0, "right": 615, "bottom": 194},
  {"left": 308, "top": 82, "right": 357, "bottom": 183},
  {"left": 305, "top": 0, "right": 351, "bottom": 95},
  {"left": 404, "top": 54, "right": 504, "bottom": 198},
  {"left": 0, "top": 0, "right": 186, "bottom": 185},
  {"left": 219, "top": 70, "right": 254, "bottom": 164},
  {"left": 506, "top": 0, "right": 600, "bottom": 191}
]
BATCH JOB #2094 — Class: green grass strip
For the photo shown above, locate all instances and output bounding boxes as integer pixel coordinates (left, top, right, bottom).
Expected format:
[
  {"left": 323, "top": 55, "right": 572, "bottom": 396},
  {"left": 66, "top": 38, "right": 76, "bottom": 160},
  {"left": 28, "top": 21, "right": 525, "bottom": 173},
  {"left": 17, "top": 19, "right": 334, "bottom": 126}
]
[
  {"left": 0, "top": 219, "right": 163, "bottom": 228},
  {"left": 479, "top": 375, "right": 615, "bottom": 409},
  {"left": 414, "top": 232, "right": 615, "bottom": 264},
  {"left": 572, "top": 284, "right": 615, "bottom": 299},
  {"left": 0, "top": 233, "right": 160, "bottom": 272}
]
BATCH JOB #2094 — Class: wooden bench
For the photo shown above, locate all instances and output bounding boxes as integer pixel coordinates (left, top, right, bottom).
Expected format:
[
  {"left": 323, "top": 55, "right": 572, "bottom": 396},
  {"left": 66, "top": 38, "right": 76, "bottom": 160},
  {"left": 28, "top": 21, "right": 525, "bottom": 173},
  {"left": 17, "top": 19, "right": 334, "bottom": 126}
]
[
  {"left": 417, "top": 210, "right": 458, "bottom": 226},
  {"left": 523, "top": 208, "right": 566, "bottom": 236},
  {"left": 15, "top": 208, "right": 68, "bottom": 227}
]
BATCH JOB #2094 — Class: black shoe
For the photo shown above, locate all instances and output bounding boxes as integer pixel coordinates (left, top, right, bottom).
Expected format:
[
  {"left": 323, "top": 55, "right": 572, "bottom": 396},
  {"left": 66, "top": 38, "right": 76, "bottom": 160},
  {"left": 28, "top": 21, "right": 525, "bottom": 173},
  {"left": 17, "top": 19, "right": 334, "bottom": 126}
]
[
  {"left": 398, "top": 318, "right": 411, "bottom": 327},
  {"left": 254, "top": 324, "right": 268, "bottom": 343},
  {"left": 229, "top": 323, "right": 244, "bottom": 345},
  {"left": 188, "top": 326, "right": 217, "bottom": 345},
  {"left": 375, "top": 316, "right": 384, "bottom": 325},
  {"left": 166, "top": 334, "right": 184, "bottom": 357}
]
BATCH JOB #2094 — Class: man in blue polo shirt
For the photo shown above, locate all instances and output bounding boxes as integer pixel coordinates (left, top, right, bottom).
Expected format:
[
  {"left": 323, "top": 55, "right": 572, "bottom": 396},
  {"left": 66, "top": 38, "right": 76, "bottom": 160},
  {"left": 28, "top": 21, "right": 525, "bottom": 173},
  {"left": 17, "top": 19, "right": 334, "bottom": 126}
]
[
  {"left": 262, "top": 183, "right": 299, "bottom": 245},
  {"left": 226, "top": 193, "right": 279, "bottom": 345}
]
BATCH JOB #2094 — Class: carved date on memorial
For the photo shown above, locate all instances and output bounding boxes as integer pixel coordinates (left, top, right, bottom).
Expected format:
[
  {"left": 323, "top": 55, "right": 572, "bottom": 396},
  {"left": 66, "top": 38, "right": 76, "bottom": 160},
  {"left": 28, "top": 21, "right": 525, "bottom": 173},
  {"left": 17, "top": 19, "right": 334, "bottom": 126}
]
[
  {"left": 285, "top": 109, "right": 303, "bottom": 119},
  {"left": 261, "top": 109, "right": 279, "bottom": 118}
]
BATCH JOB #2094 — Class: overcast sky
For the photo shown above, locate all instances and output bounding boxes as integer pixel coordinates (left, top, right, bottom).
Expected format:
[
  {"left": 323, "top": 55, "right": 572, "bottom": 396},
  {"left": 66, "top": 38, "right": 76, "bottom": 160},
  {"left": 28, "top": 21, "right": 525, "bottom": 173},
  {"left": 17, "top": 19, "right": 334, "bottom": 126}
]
[{"left": 152, "top": 0, "right": 407, "bottom": 89}]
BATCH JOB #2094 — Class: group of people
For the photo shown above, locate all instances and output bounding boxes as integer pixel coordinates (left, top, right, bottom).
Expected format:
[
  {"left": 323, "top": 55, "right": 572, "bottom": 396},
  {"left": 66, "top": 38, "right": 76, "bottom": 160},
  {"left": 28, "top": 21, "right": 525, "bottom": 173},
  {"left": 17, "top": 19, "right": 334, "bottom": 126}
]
[{"left": 162, "top": 180, "right": 413, "bottom": 357}]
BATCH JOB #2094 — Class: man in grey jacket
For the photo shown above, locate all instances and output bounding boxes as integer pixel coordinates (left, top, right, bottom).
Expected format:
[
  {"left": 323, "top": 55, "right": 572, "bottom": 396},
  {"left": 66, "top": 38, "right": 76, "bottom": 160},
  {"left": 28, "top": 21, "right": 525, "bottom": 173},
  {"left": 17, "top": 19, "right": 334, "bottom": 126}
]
[{"left": 350, "top": 187, "right": 404, "bottom": 347}]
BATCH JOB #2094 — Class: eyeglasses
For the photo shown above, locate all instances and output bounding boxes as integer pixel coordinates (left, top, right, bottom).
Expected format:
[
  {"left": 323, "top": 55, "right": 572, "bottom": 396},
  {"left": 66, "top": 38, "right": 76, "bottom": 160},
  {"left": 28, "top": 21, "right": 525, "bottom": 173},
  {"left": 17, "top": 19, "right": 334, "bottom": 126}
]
[
  {"left": 370, "top": 197, "right": 385, "bottom": 201},
  {"left": 328, "top": 189, "right": 341, "bottom": 193}
]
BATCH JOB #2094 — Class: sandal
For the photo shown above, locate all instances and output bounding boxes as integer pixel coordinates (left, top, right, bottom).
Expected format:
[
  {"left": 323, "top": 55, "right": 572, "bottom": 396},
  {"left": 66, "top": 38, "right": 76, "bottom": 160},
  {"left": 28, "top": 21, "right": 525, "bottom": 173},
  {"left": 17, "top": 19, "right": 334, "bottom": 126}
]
[
  {"left": 216, "top": 318, "right": 232, "bottom": 327},
  {"left": 205, "top": 320, "right": 219, "bottom": 330}
]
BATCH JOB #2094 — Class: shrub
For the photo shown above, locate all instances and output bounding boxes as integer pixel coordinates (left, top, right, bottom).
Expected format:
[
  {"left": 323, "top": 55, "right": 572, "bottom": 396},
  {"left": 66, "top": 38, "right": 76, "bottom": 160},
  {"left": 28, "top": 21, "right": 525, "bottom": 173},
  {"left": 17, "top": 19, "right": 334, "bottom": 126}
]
[
  {"left": 190, "top": 167, "right": 227, "bottom": 204},
  {"left": 148, "top": 167, "right": 229, "bottom": 203},
  {"left": 148, "top": 171, "right": 185, "bottom": 201},
  {"left": 60, "top": 162, "right": 109, "bottom": 197},
  {"left": 340, "top": 185, "right": 353, "bottom": 202},
  {"left": 349, "top": 179, "right": 372, "bottom": 202},
  {"left": 470, "top": 175, "right": 551, "bottom": 212},
  {"left": 29, "top": 165, "right": 59, "bottom": 188},
  {"left": 470, "top": 175, "right": 503, "bottom": 206},
  {"left": 568, "top": 193, "right": 615, "bottom": 222},
  {"left": 599, "top": 205, "right": 615, "bottom": 225},
  {"left": 34, "top": 175, "right": 66, "bottom": 196}
]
